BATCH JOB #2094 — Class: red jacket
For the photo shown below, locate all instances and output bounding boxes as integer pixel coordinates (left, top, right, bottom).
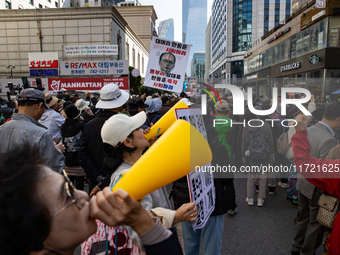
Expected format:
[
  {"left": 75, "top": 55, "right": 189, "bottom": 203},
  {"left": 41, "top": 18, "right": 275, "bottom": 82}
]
[{"left": 292, "top": 130, "right": 340, "bottom": 255}]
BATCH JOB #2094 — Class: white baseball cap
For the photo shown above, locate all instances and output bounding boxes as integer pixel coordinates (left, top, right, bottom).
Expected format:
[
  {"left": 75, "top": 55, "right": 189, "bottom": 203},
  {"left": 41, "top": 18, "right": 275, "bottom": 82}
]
[
  {"left": 96, "top": 83, "right": 129, "bottom": 109},
  {"left": 101, "top": 111, "right": 147, "bottom": 147}
]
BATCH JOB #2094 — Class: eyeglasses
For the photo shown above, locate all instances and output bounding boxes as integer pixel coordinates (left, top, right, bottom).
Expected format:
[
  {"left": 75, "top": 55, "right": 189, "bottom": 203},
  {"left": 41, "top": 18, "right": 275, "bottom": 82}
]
[
  {"left": 53, "top": 170, "right": 82, "bottom": 217},
  {"left": 162, "top": 59, "right": 175, "bottom": 65}
]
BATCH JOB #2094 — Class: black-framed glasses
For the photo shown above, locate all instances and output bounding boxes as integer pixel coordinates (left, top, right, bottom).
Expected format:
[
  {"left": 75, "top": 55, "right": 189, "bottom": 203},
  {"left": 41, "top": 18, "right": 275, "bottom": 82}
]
[{"left": 53, "top": 170, "right": 82, "bottom": 217}]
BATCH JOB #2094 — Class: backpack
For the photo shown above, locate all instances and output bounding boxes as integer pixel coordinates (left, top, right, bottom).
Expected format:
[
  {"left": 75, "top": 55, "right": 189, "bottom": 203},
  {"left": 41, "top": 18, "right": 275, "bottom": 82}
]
[
  {"left": 276, "top": 130, "right": 291, "bottom": 155},
  {"left": 249, "top": 131, "right": 270, "bottom": 160}
]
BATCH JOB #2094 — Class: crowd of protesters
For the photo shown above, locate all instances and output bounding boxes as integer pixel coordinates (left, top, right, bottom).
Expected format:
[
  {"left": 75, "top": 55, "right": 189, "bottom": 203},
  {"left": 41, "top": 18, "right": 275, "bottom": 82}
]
[{"left": 0, "top": 83, "right": 340, "bottom": 255}]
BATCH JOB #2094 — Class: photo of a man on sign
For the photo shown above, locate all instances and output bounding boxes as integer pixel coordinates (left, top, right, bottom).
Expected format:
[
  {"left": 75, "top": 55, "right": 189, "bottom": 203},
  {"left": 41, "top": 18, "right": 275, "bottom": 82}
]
[
  {"left": 143, "top": 37, "right": 191, "bottom": 94},
  {"left": 159, "top": 52, "right": 176, "bottom": 74}
]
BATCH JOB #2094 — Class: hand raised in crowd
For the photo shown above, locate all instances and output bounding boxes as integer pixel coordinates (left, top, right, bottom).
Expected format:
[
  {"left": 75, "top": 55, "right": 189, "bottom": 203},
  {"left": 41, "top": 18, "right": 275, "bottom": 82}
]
[
  {"left": 90, "top": 188, "right": 156, "bottom": 236},
  {"left": 84, "top": 106, "right": 94, "bottom": 116},
  {"left": 294, "top": 114, "right": 308, "bottom": 131},
  {"left": 310, "top": 94, "right": 315, "bottom": 103},
  {"left": 84, "top": 91, "right": 94, "bottom": 98},
  {"left": 54, "top": 142, "right": 65, "bottom": 153},
  {"left": 90, "top": 185, "right": 101, "bottom": 197},
  {"left": 173, "top": 202, "right": 197, "bottom": 225}
]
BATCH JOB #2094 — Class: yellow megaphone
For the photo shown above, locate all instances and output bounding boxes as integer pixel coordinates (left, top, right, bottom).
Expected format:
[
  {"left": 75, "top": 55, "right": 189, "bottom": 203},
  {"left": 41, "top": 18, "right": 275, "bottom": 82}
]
[
  {"left": 144, "top": 101, "right": 188, "bottom": 140},
  {"left": 112, "top": 119, "right": 212, "bottom": 200}
]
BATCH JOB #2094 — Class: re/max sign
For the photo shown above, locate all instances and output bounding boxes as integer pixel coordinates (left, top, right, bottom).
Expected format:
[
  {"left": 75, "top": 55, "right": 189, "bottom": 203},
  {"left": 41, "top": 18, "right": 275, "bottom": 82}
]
[{"left": 201, "top": 85, "right": 312, "bottom": 116}]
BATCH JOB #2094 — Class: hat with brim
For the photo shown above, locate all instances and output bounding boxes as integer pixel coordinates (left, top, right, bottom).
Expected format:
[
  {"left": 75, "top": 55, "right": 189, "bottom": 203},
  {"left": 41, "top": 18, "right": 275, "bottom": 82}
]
[
  {"left": 65, "top": 104, "right": 81, "bottom": 119},
  {"left": 96, "top": 83, "right": 129, "bottom": 109},
  {"left": 101, "top": 111, "right": 147, "bottom": 147},
  {"left": 287, "top": 105, "right": 302, "bottom": 118},
  {"left": 18, "top": 88, "right": 49, "bottom": 109},
  {"left": 75, "top": 99, "right": 90, "bottom": 111},
  {"left": 45, "top": 93, "right": 59, "bottom": 108}
]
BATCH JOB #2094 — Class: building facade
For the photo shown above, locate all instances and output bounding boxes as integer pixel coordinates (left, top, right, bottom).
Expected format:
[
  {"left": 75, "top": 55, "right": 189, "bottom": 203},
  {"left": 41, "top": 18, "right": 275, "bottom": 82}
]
[
  {"left": 192, "top": 53, "right": 205, "bottom": 83},
  {"left": 205, "top": 17, "right": 211, "bottom": 83},
  {"left": 243, "top": 0, "right": 340, "bottom": 99},
  {"left": 0, "top": 6, "right": 149, "bottom": 93},
  {"left": 0, "top": 0, "right": 70, "bottom": 9},
  {"left": 116, "top": 4, "right": 157, "bottom": 51},
  {"left": 182, "top": 0, "right": 207, "bottom": 77},
  {"left": 209, "top": 0, "right": 291, "bottom": 87},
  {"left": 158, "top": 18, "right": 174, "bottom": 41}
]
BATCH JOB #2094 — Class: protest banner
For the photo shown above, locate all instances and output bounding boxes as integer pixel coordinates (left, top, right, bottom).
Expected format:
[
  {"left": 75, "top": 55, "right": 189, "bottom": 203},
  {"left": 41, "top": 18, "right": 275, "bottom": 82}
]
[
  {"left": 175, "top": 108, "right": 215, "bottom": 230},
  {"left": 143, "top": 37, "right": 191, "bottom": 94}
]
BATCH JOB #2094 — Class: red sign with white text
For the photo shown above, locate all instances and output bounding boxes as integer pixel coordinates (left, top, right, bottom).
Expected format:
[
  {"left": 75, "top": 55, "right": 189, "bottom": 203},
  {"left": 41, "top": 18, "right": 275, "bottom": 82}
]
[{"left": 48, "top": 77, "right": 129, "bottom": 92}]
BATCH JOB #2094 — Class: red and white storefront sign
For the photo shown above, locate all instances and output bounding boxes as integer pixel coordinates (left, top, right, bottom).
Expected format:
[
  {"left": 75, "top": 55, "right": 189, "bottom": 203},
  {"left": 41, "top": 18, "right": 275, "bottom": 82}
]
[
  {"left": 29, "top": 52, "right": 59, "bottom": 69},
  {"left": 48, "top": 77, "right": 129, "bottom": 93}
]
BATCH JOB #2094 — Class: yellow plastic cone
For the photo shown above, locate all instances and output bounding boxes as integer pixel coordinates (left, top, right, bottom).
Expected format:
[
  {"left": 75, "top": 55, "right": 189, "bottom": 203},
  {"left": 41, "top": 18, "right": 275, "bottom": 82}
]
[
  {"left": 112, "top": 119, "right": 212, "bottom": 200},
  {"left": 144, "top": 101, "right": 188, "bottom": 140}
]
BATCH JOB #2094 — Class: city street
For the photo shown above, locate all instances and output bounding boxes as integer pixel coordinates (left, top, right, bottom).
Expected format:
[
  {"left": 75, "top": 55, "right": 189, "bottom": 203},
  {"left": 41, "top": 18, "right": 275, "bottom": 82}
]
[{"left": 221, "top": 178, "right": 323, "bottom": 255}]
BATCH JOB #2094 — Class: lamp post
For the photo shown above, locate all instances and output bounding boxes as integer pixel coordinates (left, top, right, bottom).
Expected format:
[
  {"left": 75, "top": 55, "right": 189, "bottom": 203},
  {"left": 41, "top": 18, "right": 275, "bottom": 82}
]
[{"left": 5, "top": 65, "right": 15, "bottom": 78}]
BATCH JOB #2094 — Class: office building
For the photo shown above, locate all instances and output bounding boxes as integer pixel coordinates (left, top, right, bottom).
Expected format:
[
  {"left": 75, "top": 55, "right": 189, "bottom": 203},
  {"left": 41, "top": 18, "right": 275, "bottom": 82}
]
[
  {"left": 209, "top": 0, "right": 291, "bottom": 86},
  {"left": 182, "top": 0, "right": 207, "bottom": 76},
  {"left": 158, "top": 18, "right": 174, "bottom": 41},
  {"left": 243, "top": 0, "right": 340, "bottom": 98}
]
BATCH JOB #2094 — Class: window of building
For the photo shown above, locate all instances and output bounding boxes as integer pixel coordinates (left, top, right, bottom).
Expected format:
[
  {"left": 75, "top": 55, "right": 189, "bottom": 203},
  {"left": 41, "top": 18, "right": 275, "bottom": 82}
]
[
  {"left": 55, "top": 1, "right": 58, "bottom": 7},
  {"left": 125, "top": 42, "right": 129, "bottom": 61},
  {"left": 29, "top": 0, "right": 33, "bottom": 5},
  {"left": 138, "top": 53, "right": 140, "bottom": 70},
  {"left": 117, "top": 35, "right": 121, "bottom": 60},
  {"left": 39, "top": 4, "right": 43, "bottom": 8},
  {"left": 132, "top": 48, "right": 136, "bottom": 68},
  {"left": 48, "top": 0, "right": 51, "bottom": 3},
  {"left": 142, "top": 56, "right": 144, "bottom": 74},
  {"left": 5, "top": 0, "right": 11, "bottom": 9}
]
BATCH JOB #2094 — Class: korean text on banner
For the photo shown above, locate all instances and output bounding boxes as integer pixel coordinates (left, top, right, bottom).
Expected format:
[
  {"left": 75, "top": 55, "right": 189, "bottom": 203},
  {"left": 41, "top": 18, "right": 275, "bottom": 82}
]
[
  {"left": 175, "top": 108, "right": 215, "bottom": 230},
  {"left": 64, "top": 45, "right": 118, "bottom": 56},
  {"left": 60, "top": 60, "right": 129, "bottom": 76},
  {"left": 143, "top": 37, "right": 191, "bottom": 94}
]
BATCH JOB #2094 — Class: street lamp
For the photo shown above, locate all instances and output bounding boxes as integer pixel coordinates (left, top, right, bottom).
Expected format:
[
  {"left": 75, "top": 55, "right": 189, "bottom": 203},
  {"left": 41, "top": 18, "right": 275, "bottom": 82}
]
[{"left": 5, "top": 65, "right": 15, "bottom": 78}]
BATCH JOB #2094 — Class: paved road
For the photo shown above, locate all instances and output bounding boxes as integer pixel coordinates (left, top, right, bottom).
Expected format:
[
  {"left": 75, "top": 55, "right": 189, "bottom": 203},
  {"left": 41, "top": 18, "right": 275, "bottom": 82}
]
[
  {"left": 75, "top": 178, "right": 324, "bottom": 255},
  {"left": 220, "top": 178, "right": 323, "bottom": 255}
]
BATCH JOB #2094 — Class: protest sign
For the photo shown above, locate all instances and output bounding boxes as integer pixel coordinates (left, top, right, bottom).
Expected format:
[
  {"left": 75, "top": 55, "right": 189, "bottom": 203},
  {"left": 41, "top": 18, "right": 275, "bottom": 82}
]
[
  {"left": 143, "top": 37, "right": 191, "bottom": 93},
  {"left": 175, "top": 108, "right": 215, "bottom": 230}
]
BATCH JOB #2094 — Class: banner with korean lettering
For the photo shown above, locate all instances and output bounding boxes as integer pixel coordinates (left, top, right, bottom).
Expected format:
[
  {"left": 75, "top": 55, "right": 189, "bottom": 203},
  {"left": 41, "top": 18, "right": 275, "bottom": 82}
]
[
  {"left": 60, "top": 60, "right": 129, "bottom": 76},
  {"left": 143, "top": 37, "right": 191, "bottom": 93},
  {"left": 175, "top": 108, "right": 215, "bottom": 231},
  {"left": 47, "top": 77, "right": 129, "bottom": 94},
  {"left": 64, "top": 45, "right": 118, "bottom": 56},
  {"left": 29, "top": 52, "right": 59, "bottom": 77}
]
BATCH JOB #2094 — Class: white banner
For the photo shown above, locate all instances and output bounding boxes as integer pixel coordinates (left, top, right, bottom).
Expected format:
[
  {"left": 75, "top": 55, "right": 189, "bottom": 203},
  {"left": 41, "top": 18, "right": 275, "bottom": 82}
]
[
  {"left": 143, "top": 37, "right": 191, "bottom": 93},
  {"left": 175, "top": 108, "right": 215, "bottom": 231},
  {"left": 60, "top": 60, "right": 129, "bottom": 75},
  {"left": 64, "top": 45, "right": 118, "bottom": 56}
]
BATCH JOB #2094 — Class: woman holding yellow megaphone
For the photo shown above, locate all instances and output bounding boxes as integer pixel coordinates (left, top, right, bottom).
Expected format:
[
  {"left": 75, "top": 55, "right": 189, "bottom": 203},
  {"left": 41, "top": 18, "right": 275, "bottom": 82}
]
[{"left": 82, "top": 111, "right": 197, "bottom": 254}]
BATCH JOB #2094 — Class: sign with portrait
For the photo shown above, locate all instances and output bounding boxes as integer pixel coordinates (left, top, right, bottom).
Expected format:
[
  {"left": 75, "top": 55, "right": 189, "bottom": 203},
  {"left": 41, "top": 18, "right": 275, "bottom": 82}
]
[
  {"left": 175, "top": 108, "right": 215, "bottom": 230},
  {"left": 143, "top": 37, "right": 191, "bottom": 93}
]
